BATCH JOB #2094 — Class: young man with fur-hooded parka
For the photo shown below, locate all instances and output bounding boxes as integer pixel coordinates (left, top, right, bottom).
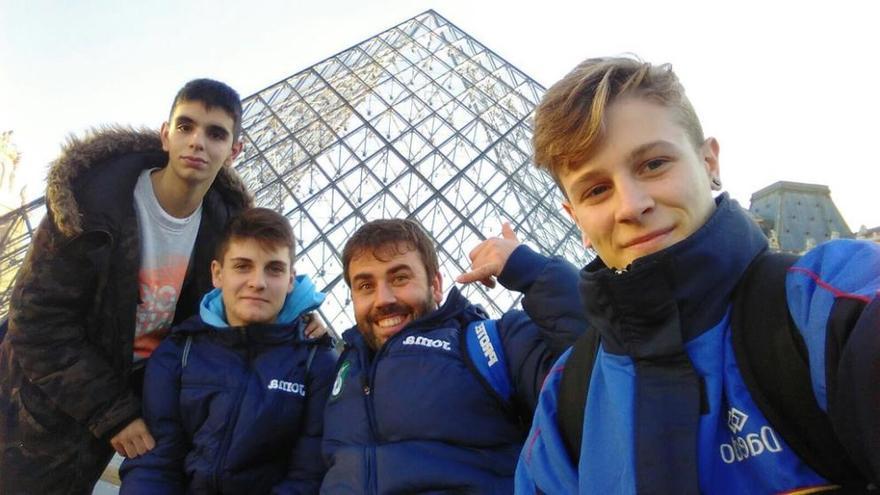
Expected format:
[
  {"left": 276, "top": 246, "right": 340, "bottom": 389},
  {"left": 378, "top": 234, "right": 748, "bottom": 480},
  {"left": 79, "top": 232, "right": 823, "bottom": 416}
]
[{"left": 0, "top": 79, "right": 253, "bottom": 494}]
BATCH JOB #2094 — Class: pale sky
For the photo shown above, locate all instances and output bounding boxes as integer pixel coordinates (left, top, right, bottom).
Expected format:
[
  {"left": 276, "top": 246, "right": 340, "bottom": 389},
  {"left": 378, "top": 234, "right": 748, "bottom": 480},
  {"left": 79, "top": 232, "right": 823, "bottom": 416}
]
[{"left": 2, "top": 0, "right": 878, "bottom": 229}]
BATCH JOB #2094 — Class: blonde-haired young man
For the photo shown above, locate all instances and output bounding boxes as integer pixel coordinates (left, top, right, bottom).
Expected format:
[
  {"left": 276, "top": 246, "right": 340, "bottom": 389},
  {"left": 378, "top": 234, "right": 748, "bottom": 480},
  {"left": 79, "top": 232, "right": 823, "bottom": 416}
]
[{"left": 514, "top": 56, "right": 879, "bottom": 494}]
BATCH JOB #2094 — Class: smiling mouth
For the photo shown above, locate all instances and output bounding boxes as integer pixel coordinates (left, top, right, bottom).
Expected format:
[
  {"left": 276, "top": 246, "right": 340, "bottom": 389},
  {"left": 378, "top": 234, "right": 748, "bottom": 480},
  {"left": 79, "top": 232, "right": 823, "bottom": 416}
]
[
  {"left": 622, "top": 227, "right": 675, "bottom": 249},
  {"left": 376, "top": 315, "right": 408, "bottom": 328}
]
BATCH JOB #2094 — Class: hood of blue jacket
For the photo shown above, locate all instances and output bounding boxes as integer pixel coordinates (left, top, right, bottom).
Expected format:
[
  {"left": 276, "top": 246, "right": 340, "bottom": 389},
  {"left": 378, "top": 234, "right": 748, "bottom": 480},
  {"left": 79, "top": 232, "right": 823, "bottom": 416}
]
[{"left": 198, "top": 274, "right": 325, "bottom": 329}]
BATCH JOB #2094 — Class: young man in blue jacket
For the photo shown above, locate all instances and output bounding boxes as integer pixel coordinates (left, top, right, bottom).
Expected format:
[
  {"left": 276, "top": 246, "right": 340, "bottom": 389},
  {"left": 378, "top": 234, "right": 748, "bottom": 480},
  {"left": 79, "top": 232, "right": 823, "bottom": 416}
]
[
  {"left": 515, "top": 56, "right": 880, "bottom": 493},
  {"left": 120, "top": 207, "right": 336, "bottom": 494},
  {"left": 320, "top": 218, "right": 585, "bottom": 494}
]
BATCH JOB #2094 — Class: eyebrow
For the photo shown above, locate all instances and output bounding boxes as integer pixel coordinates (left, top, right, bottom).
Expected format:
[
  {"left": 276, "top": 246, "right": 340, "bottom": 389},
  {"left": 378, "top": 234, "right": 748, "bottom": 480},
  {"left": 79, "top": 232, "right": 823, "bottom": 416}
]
[
  {"left": 350, "top": 263, "right": 413, "bottom": 284},
  {"left": 174, "top": 115, "right": 195, "bottom": 126},
  {"left": 206, "top": 124, "right": 230, "bottom": 139},
  {"left": 626, "top": 140, "right": 678, "bottom": 162},
  {"left": 174, "top": 115, "right": 231, "bottom": 138}
]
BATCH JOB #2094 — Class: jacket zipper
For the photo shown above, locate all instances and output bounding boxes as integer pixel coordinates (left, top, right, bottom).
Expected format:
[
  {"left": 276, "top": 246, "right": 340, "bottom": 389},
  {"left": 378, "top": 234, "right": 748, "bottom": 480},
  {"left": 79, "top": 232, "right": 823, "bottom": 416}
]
[
  {"left": 360, "top": 327, "right": 417, "bottom": 495},
  {"left": 211, "top": 329, "right": 250, "bottom": 490}
]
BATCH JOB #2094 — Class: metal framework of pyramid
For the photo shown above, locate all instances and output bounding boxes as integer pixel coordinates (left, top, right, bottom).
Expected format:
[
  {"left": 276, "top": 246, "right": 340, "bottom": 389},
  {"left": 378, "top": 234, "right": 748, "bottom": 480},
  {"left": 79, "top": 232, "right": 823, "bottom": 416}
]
[
  {"left": 0, "top": 198, "right": 44, "bottom": 321},
  {"left": 0, "top": 10, "right": 589, "bottom": 331},
  {"left": 235, "top": 10, "right": 588, "bottom": 335}
]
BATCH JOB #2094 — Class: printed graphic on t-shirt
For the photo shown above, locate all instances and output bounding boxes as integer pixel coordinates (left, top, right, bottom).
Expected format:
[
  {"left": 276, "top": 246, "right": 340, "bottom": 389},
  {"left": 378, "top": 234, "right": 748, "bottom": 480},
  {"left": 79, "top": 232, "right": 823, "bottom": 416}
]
[{"left": 134, "top": 256, "right": 189, "bottom": 358}]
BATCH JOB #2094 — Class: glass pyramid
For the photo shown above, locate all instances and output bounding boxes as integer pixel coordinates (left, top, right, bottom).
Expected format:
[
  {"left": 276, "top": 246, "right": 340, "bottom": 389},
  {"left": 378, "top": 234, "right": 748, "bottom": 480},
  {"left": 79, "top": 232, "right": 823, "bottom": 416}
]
[
  {"left": 235, "top": 10, "right": 588, "bottom": 336},
  {"left": 0, "top": 10, "right": 590, "bottom": 331}
]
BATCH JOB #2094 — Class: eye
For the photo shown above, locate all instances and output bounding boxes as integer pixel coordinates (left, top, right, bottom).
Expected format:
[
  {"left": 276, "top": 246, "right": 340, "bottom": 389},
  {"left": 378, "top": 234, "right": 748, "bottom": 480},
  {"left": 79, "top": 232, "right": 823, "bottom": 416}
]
[
  {"left": 356, "top": 281, "right": 374, "bottom": 292},
  {"left": 233, "top": 263, "right": 249, "bottom": 271},
  {"left": 176, "top": 123, "right": 193, "bottom": 132},
  {"left": 581, "top": 184, "right": 610, "bottom": 202},
  {"left": 209, "top": 129, "right": 227, "bottom": 140},
  {"left": 643, "top": 158, "right": 668, "bottom": 172},
  {"left": 391, "top": 274, "right": 410, "bottom": 285}
]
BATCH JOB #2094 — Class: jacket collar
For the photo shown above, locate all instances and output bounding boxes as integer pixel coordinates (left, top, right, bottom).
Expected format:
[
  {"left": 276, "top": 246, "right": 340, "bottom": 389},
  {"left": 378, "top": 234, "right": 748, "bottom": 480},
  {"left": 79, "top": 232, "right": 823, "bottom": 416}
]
[
  {"left": 45, "top": 126, "right": 252, "bottom": 238},
  {"left": 579, "top": 194, "right": 768, "bottom": 356}
]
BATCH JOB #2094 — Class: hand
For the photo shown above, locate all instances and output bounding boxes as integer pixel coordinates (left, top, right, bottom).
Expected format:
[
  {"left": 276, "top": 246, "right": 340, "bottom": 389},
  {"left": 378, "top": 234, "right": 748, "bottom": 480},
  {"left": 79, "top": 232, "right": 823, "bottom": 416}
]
[
  {"left": 303, "top": 312, "right": 327, "bottom": 338},
  {"left": 456, "top": 222, "right": 520, "bottom": 288},
  {"left": 110, "top": 417, "right": 155, "bottom": 458}
]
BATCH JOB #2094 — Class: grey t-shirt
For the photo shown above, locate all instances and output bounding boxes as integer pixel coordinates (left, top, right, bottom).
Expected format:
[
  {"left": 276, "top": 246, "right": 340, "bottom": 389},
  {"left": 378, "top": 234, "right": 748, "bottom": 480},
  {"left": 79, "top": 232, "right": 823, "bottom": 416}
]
[{"left": 132, "top": 168, "right": 202, "bottom": 360}]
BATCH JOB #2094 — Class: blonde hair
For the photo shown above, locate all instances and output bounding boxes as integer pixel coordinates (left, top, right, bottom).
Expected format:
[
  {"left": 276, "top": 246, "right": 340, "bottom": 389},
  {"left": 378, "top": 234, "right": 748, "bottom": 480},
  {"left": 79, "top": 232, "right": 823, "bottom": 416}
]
[{"left": 533, "top": 55, "right": 704, "bottom": 192}]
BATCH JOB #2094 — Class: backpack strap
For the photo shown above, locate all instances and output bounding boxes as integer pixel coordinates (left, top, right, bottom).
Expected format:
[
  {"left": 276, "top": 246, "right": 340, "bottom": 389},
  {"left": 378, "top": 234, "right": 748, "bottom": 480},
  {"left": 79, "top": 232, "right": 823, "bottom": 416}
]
[
  {"left": 304, "top": 344, "right": 318, "bottom": 376},
  {"left": 464, "top": 319, "right": 513, "bottom": 403},
  {"left": 731, "top": 251, "right": 864, "bottom": 485},
  {"left": 557, "top": 327, "right": 601, "bottom": 464}
]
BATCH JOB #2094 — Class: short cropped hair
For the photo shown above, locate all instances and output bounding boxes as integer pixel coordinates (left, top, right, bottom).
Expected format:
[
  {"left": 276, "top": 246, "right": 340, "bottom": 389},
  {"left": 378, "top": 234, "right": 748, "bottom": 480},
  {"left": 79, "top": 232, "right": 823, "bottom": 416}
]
[
  {"left": 342, "top": 219, "right": 439, "bottom": 287},
  {"left": 533, "top": 55, "right": 704, "bottom": 190},
  {"left": 171, "top": 78, "right": 243, "bottom": 141},
  {"left": 215, "top": 208, "right": 296, "bottom": 265}
]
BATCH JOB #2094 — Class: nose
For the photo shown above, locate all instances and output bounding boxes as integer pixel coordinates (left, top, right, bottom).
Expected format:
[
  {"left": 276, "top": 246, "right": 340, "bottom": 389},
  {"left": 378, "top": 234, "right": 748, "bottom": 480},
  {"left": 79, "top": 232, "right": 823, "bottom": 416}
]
[
  {"left": 374, "top": 281, "right": 397, "bottom": 307},
  {"left": 188, "top": 128, "right": 206, "bottom": 151},
  {"left": 614, "top": 178, "right": 655, "bottom": 223},
  {"left": 248, "top": 271, "right": 267, "bottom": 290}
]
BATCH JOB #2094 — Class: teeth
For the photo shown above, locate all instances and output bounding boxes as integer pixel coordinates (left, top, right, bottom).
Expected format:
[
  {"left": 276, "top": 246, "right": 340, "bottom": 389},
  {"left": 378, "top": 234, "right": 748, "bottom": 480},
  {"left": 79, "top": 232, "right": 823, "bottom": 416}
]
[{"left": 377, "top": 316, "right": 404, "bottom": 328}]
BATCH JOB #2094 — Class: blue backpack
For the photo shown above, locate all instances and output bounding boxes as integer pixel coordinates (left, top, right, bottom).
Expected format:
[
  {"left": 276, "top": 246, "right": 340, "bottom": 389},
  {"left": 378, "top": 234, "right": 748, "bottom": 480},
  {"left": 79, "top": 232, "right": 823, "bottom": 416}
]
[{"left": 463, "top": 318, "right": 514, "bottom": 406}]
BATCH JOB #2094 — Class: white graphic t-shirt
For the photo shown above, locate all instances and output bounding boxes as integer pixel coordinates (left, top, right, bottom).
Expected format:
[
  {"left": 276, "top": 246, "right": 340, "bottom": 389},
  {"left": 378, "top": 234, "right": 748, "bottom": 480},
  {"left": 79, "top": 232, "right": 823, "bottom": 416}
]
[{"left": 132, "top": 169, "right": 202, "bottom": 360}]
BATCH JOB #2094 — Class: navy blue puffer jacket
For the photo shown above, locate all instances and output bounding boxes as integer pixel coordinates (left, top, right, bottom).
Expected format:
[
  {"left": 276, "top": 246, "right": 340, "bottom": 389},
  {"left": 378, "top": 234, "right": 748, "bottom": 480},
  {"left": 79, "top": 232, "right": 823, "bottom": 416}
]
[
  {"left": 320, "top": 250, "right": 584, "bottom": 494},
  {"left": 120, "top": 279, "right": 337, "bottom": 494}
]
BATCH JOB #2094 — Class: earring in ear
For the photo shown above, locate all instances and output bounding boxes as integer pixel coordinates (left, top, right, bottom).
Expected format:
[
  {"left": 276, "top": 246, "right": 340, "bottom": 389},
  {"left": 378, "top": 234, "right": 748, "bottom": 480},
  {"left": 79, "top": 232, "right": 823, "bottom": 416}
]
[{"left": 711, "top": 177, "right": 722, "bottom": 190}]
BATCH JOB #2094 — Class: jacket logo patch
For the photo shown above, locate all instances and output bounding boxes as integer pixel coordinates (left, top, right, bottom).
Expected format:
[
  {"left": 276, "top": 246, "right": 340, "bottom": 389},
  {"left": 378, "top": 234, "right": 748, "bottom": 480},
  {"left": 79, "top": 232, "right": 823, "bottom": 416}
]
[
  {"left": 727, "top": 407, "right": 748, "bottom": 433},
  {"left": 474, "top": 322, "right": 499, "bottom": 366},
  {"left": 402, "top": 335, "right": 451, "bottom": 351},
  {"left": 719, "top": 406, "right": 782, "bottom": 464},
  {"left": 330, "top": 361, "right": 350, "bottom": 399},
  {"left": 267, "top": 379, "right": 305, "bottom": 396}
]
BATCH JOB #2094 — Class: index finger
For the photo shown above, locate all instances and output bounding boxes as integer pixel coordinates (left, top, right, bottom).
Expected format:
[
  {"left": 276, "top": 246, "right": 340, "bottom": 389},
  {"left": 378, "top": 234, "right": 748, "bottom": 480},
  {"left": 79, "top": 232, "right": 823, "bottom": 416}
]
[{"left": 456, "top": 264, "right": 498, "bottom": 285}]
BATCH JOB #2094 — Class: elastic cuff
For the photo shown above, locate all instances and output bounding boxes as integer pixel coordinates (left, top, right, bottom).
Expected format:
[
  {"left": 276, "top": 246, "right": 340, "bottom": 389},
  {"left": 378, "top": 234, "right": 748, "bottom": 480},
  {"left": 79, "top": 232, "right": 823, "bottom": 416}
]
[
  {"left": 498, "top": 245, "right": 550, "bottom": 292},
  {"left": 99, "top": 411, "right": 142, "bottom": 442}
]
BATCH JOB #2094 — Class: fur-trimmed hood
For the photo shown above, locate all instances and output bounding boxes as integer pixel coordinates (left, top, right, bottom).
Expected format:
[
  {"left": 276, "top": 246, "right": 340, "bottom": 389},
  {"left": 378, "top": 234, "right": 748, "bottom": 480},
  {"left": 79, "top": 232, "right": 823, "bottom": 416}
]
[{"left": 46, "top": 126, "right": 252, "bottom": 238}]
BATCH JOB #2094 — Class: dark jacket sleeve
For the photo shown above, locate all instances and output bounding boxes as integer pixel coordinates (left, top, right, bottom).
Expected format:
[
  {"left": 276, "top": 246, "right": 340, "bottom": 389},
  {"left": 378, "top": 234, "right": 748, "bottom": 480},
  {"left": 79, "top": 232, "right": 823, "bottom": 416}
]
[
  {"left": 119, "top": 338, "right": 187, "bottom": 495},
  {"left": 493, "top": 246, "right": 587, "bottom": 418},
  {"left": 498, "top": 245, "right": 587, "bottom": 356},
  {"left": 787, "top": 240, "right": 880, "bottom": 484},
  {"left": 8, "top": 219, "right": 140, "bottom": 439},
  {"left": 271, "top": 345, "right": 339, "bottom": 495},
  {"left": 828, "top": 296, "right": 880, "bottom": 483}
]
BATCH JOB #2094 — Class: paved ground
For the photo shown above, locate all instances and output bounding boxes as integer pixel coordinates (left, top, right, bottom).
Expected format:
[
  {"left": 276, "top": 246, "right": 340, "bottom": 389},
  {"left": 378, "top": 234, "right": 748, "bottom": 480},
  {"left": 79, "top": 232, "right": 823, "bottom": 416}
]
[{"left": 91, "top": 454, "right": 122, "bottom": 494}]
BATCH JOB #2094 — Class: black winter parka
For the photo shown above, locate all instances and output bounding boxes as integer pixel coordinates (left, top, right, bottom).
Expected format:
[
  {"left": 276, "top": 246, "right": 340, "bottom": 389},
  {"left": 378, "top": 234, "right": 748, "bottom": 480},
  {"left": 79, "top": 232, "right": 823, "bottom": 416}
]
[{"left": 0, "top": 127, "right": 251, "bottom": 494}]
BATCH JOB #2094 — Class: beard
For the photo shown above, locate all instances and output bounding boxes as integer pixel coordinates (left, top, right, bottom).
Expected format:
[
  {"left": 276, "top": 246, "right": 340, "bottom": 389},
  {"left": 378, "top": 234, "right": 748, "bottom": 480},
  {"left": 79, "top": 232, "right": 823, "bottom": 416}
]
[{"left": 358, "top": 289, "right": 437, "bottom": 351}]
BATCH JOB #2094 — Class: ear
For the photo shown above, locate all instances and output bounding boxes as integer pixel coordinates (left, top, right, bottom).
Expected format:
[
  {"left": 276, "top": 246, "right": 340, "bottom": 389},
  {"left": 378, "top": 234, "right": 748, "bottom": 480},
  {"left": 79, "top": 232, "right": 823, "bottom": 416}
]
[
  {"left": 160, "top": 121, "right": 171, "bottom": 152},
  {"left": 562, "top": 200, "right": 592, "bottom": 249},
  {"left": 287, "top": 268, "right": 296, "bottom": 294},
  {"left": 226, "top": 140, "right": 244, "bottom": 167},
  {"left": 431, "top": 271, "right": 443, "bottom": 306},
  {"left": 701, "top": 137, "right": 721, "bottom": 183},
  {"left": 211, "top": 260, "right": 223, "bottom": 289}
]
